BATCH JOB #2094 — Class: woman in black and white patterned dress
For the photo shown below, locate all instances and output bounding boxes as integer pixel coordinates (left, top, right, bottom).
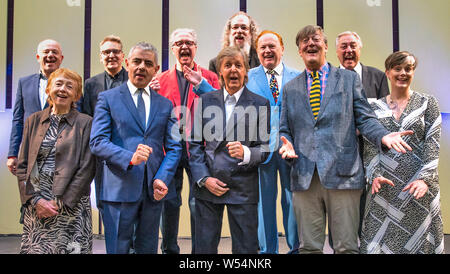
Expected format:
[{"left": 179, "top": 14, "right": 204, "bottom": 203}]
[
  {"left": 360, "top": 51, "right": 444, "bottom": 254},
  {"left": 16, "top": 68, "right": 96, "bottom": 254}
]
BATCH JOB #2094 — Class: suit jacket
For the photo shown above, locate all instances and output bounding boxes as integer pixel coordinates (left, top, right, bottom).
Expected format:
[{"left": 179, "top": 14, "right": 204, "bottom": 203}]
[
  {"left": 246, "top": 63, "right": 301, "bottom": 163},
  {"left": 208, "top": 47, "right": 260, "bottom": 76},
  {"left": 82, "top": 67, "right": 128, "bottom": 117},
  {"left": 361, "top": 63, "right": 390, "bottom": 99},
  {"left": 89, "top": 83, "right": 182, "bottom": 202},
  {"left": 279, "top": 64, "right": 390, "bottom": 191},
  {"left": 16, "top": 107, "right": 95, "bottom": 207},
  {"left": 156, "top": 63, "right": 219, "bottom": 139},
  {"left": 189, "top": 87, "right": 270, "bottom": 204},
  {"left": 9, "top": 74, "right": 46, "bottom": 158}
]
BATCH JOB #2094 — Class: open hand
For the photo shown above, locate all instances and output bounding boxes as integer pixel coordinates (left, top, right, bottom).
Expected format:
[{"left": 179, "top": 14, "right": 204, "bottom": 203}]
[
  {"left": 149, "top": 77, "right": 161, "bottom": 92},
  {"left": 402, "top": 180, "right": 428, "bottom": 199},
  {"left": 381, "top": 130, "right": 414, "bottom": 153},
  {"left": 279, "top": 136, "right": 298, "bottom": 159},
  {"left": 372, "top": 176, "right": 395, "bottom": 194},
  {"left": 183, "top": 65, "right": 203, "bottom": 86}
]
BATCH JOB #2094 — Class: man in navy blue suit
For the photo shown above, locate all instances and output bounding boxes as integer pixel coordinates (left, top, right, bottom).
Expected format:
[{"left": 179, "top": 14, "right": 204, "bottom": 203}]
[
  {"left": 7, "top": 39, "right": 64, "bottom": 212},
  {"left": 90, "top": 42, "right": 182, "bottom": 254}
]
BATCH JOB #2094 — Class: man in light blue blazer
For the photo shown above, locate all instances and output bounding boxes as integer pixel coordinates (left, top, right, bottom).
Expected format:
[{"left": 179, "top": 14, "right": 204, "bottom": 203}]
[
  {"left": 90, "top": 42, "right": 182, "bottom": 254},
  {"left": 246, "top": 30, "right": 299, "bottom": 254},
  {"left": 279, "top": 25, "right": 413, "bottom": 254}
]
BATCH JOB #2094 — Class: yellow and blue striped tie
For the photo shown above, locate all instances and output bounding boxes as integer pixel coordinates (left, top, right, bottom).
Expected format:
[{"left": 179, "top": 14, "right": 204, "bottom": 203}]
[{"left": 310, "top": 71, "right": 321, "bottom": 120}]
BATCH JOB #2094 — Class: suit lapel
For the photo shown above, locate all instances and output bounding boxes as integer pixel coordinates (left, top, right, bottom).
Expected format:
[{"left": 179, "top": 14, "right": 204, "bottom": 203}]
[
  {"left": 120, "top": 84, "right": 145, "bottom": 132},
  {"left": 145, "top": 90, "right": 159, "bottom": 133},
  {"left": 210, "top": 90, "right": 225, "bottom": 151},
  {"left": 31, "top": 74, "right": 42, "bottom": 110},
  {"left": 225, "top": 87, "right": 253, "bottom": 138},
  {"left": 361, "top": 63, "right": 370, "bottom": 93},
  {"left": 317, "top": 65, "right": 339, "bottom": 121},
  {"left": 255, "top": 66, "right": 275, "bottom": 105}
]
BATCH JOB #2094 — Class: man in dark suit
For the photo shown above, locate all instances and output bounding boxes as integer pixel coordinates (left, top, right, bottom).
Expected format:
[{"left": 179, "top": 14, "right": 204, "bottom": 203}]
[
  {"left": 154, "top": 28, "right": 219, "bottom": 254},
  {"left": 90, "top": 42, "right": 182, "bottom": 254},
  {"left": 82, "top": 35, "right": 128, "bottom": 117},
  {"left": 246, "top": 30, "right": 300, "bottom": 254},
  {"left": 189, "top": 46, "right": 270, "bottom": 254},
  {"left": 7, "top": 39, "right": 63, "bottom": 214},
  {"left": 208, "top": 12, "right": 260, "bottom": 75},
  {"left": 335, "top": 31, "right": 389, "bottom": 99},
  {"left": 335, "top": 31, "right": 390, "bottom": 242},
  {"left": 279, "top": 25, "right": 413, "bottom": 254}
]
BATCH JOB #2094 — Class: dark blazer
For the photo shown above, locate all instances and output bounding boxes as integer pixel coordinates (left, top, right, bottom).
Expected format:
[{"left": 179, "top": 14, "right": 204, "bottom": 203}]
[
  {"left": 361, "top": 63, "right": 390, "bottom": 99},
  {"left": 279, "top": 64, "right": 390, "bottom": 191},
  {"left": 9, "top": 74, "right": 45, "bottom": 158},
  {"left": 82, "top": 67, "right": 128, "bottom": 117},
  {"left": 16, "top": 107, "right": 95, "bottom": 208},
  {"left": 189, "top": 87, "right": 270, "bottom": 204},
  {"left": 208, "top": 47, "right": 260, "bottom": 76},
  {"left": 89, "top": 83, "right": 182, "bottom": 202}
]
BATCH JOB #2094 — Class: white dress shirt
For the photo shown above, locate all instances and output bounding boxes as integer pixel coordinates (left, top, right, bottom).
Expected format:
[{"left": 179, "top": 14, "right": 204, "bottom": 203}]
[
  {"left": 127, "top": 80, "right": 151, "bottom": 127},
  {"left": 340, "top": 62, "right": 362, "bottom": 82},
  {"left": 223, "top": 87, "right": 250, "bottom": 166},
  {"left": 263, "top": 62, "right": 284, "bottom": 89},
  {"left": 39, "top": 74, "right": 48, "bottom": 110}
]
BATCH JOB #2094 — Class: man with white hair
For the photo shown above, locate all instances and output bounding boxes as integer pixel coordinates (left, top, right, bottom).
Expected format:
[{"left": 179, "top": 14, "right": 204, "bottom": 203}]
[
  {"left": 336, "top": 31, "right": 389, "bottom": 99},
  {"left": 7, "top": 39, "right": 64, "bottom": 221},
  {"left": 155, "top": 28, "right": 219, "bottom": 254}
]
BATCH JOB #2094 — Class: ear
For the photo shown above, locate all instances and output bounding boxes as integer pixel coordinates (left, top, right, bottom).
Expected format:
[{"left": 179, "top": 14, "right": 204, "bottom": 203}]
[{"left": 125, "top": 58, "right": 129, "bottom": 71}]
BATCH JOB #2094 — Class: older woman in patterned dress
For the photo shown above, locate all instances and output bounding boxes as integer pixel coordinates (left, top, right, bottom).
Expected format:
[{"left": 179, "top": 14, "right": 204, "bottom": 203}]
[
  {"left": 360, "top": 51, "right": 444, "bottom": 254},
  {"left": 16, "top": 68, "right": 95, "bottom": 254}
]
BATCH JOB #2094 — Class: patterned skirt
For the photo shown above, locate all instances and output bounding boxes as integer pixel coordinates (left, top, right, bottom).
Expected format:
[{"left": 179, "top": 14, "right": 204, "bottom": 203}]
[{"left": 20, "top": 195, "right": 93, "bottom": 254}]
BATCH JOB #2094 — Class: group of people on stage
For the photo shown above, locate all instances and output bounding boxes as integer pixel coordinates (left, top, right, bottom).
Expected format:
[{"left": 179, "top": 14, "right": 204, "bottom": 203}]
[{"left": 6, "top": 11, "right": 444, "bottom": 254}]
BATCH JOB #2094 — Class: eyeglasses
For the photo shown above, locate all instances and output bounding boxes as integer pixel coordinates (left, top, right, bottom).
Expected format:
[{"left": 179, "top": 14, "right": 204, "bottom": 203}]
[
  {"left": 101, "top": 49, "right": 122, "bottom": 56},
  {"left": 173, "top": 40, "right": 196, "bottom": 47},
  {"left": 231, "top": 24, "right": 249, "bottom": 31}
]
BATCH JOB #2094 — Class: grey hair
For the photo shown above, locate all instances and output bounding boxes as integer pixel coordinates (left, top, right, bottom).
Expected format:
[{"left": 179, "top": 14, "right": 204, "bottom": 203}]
[
  {"left": 128, "top": 41, "right": 159, "bottom": 65},
  {"left": 335, "top": 31, "right": 363, "bottom": 48},
  {"left": 37, "top": 39, "right": 62, "bottom": 54},
  {"left": 169, "top": 28, "right": 198, "bottom": 46}
]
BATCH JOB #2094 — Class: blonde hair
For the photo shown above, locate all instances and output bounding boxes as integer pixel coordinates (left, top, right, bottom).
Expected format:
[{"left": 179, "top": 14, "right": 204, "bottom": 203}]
[{"left": 45, "top": 68, "right": 82, "bottom": 109}]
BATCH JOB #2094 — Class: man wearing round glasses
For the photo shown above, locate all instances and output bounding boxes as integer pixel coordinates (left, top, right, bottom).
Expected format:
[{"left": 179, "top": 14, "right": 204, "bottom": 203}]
[
  {"left": 155, "top": 28, "right": 219, "bottom": 254},
  {"left": 208, "top": 12, "right": 260, "bottom": 75},
  {"left": 82, "top": 35, "right": 128, "bottom": 117}
]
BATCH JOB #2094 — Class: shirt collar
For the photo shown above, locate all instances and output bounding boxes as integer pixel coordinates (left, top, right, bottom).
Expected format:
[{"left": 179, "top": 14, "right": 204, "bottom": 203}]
[
  {"left": 263, "top": 62, "right": 284, "bottom": 76},
  {"left": 127, "top": 80, "right": 150, "bottom": 96},
  {"left": 223, "top": 86, "right": 245, "bottom": 102},
  {"left": 39, "top": 71, "right": 48, "bottom": 81},
  {"left": 306, "top": 62, "right": 329, "bottom": 77},
  {"left": 339, "top": 62, "right": 362, "bottom": 79},
  {"left": 106, "top": 67, "right": 125, "bottom": 79}
]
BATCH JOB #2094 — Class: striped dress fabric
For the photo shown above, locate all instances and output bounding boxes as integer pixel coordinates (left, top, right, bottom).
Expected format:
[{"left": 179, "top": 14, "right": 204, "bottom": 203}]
[
  {"left": 309, "top": 71, "right": 321, "bottom": 120},
  {"left": 360, "top": 91, "right": 444, "bottom": 254}
]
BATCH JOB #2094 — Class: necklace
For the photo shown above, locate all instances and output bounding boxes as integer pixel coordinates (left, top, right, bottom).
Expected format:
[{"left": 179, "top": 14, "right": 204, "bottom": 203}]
[{"left": 387, "top": 90, "right": 412, "bottom": 120}]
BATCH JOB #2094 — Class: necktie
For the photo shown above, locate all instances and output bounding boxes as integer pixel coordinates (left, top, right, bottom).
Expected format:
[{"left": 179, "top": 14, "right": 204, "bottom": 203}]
[
  {"left": 137, "top": 88, "right": 146, "bottom": 128},
  {"left": 310, "top": 71, "right": 321, "bottom": 120},
  {"left": 267, "top": 69, "right": 279, "bottom": 104},
  {"left": 225, "top": 94, "right": 236, "bottom": 124}
]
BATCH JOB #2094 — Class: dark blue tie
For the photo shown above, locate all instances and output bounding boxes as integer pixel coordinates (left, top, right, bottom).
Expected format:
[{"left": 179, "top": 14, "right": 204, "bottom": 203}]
[{"left": 137, "top": 88, "right": 146, "bottom": 128}]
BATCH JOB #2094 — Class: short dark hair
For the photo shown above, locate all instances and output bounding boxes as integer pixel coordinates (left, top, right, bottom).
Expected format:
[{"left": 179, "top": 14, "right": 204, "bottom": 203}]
[
  {"left": 385, "top": 51, "right": 418, "bottom": 71},
  {"left": 215, "top": 46, "right": 249, "bottom": 86},
  {"left": 295, "top": 25, "right": 327, "bottom": 47}
]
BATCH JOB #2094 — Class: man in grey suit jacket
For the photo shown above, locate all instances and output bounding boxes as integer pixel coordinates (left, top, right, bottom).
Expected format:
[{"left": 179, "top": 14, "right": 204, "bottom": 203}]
[
  {"left": 279, "top": 25, "right": 413, "bottom": 254},
  {"left": 82, "top": 35, "right": 128, "bottom": 117}
]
